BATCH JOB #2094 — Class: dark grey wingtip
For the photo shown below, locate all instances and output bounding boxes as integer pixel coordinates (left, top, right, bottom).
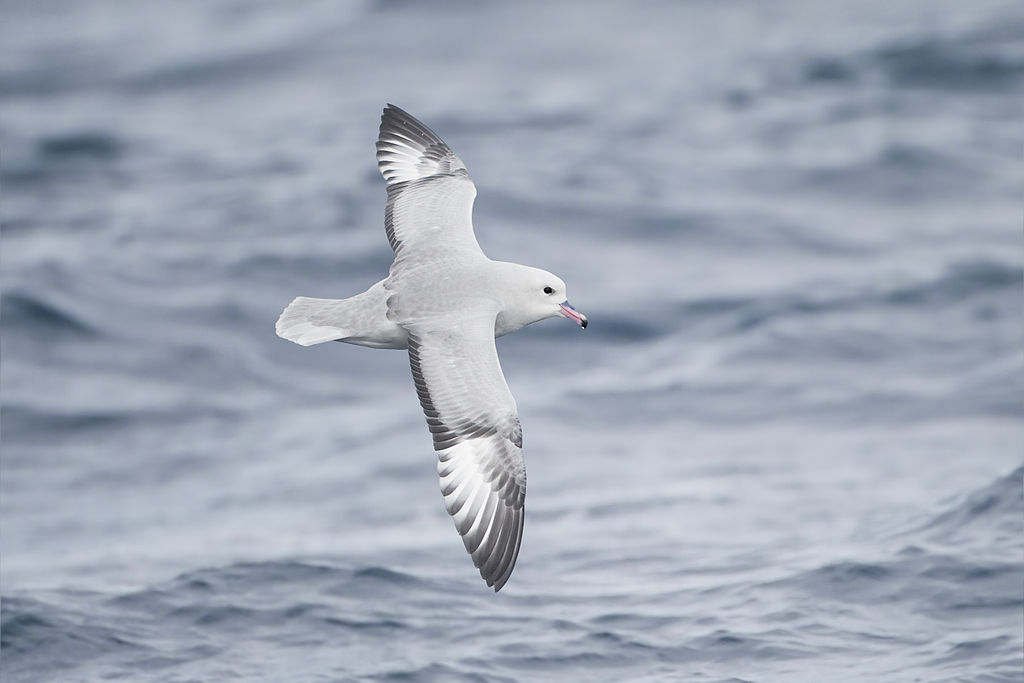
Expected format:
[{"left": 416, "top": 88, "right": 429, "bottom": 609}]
[
  {"left": 378, "top": 104, "right": 444, "bottom": 147},
  {"left": 479, "top": 506, "right": 522, "bottom": 592},
  {"left": 381, "top": 103, "right": 406, "bottom": 120},
  {"left": 376, "top": 104, "right": 467, "bottom": 186}
]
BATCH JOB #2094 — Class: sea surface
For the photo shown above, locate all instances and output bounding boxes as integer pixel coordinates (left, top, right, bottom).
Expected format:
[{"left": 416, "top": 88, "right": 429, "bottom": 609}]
[{"left": 2, "top": 1, "right": 1022, "bottom": 681}]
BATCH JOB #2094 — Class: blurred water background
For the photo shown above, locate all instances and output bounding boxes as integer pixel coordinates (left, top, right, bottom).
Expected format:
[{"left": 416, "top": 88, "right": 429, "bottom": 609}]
[{"left": 2, "top": 1, "right": 1022, "bottom": 681}]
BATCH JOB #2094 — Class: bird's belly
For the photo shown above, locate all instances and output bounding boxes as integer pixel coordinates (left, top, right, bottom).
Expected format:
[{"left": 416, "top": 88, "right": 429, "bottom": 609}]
[{"left": 338, "top": 323, "right": 409, "bottom": 350}]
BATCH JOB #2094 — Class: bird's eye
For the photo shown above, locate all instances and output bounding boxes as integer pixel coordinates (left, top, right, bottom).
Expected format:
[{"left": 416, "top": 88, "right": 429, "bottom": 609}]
[{"left": 543, "top": 286, "right": 553, "bottom": 295}]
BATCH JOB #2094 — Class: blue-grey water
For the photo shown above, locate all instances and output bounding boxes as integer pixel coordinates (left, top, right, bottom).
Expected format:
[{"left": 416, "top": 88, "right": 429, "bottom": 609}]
[{"left": 2, "top": 1, "right": 1022, "bottom": 681}]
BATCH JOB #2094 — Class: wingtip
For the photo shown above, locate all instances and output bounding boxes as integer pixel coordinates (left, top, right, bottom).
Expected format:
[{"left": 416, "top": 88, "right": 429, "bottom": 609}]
[
  {"left": 380, "top": 103, "right": 412, "bottom": 126},
  {"left": 376, "top": 105, "right": 467, "bottom": 185},
  {"left": 490, "top": 571, "right": 510, "bottom": 592}
]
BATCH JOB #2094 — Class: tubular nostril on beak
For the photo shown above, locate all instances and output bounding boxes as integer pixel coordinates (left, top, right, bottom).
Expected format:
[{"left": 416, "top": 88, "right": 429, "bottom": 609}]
[{"left": 559, "top": 301, "right": 587, "bottom": 328}]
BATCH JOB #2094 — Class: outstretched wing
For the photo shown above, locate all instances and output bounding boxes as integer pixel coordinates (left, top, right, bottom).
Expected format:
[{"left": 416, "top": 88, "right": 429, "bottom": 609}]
[
  {"left": 376, "top": 104, "right": 482, "bottom": 259},
  {"left": 378, "top": 106, "right": 522, "bottom": 589},
  {"left": 405, "top": 315, "right": 526, "bottom": 591}
]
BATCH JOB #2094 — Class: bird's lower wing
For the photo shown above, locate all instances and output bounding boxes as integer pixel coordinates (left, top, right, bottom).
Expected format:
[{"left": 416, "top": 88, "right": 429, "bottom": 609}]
[{"left": 405, "top": 318, "right": 526, "bottom": 591}]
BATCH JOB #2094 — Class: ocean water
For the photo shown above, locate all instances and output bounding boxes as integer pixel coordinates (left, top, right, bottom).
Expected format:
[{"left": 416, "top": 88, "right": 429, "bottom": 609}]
[{"left": 2, "top": 1, "right": 1022, "bottom": 680}]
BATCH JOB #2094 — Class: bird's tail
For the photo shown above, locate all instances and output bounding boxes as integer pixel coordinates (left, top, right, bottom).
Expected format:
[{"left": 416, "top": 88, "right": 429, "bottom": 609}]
[{"left": 275, "top": 297, "right": 352, "bottom": 346}]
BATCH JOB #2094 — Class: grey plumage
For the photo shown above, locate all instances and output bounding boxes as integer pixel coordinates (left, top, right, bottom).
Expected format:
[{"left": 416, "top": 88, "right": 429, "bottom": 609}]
[{"left": 276, "top": 104, "right": 586, "bottom": 591}]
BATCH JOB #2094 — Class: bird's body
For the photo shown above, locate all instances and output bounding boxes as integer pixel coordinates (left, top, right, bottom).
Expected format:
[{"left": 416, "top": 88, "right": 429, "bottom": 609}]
[
  {"left": 276, "top": 105, "right": 586, "bottom": 591},
  {"left": 277, "top": 259, "right": 576, "bottom": 350}
]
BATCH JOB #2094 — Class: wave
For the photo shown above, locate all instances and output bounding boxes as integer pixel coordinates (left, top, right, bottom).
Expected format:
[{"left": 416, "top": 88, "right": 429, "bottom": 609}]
[
  {"left": 1, "top": 595, "right": 148, "bottom": 682},
  {"left": 801, "top": 143, "right": 981, "bottom": 200},
  {"left": 1, "top": 404, "right": 136, "bottom": 436},
  {"left": 38, "top": 132, "right": 122, "bottom": 161},
  {"left": 662, "top": 259, "right": 1020, "bottom": 340},
  {"left": 1, "top": 292, "right": 98, "bottom": 339},
  {"left": 4, "top": 534, "right": 1020, "bottom": 681},
  {"left": 766, "top": 548, "right": 1021, "bottom": 676},
  {"left": 799, "top": 19, "right": 1024, "bottom": 91},
  {"left": 775, "top": 552, "right": 1020, "bottom": 610},
  {"left": 913, "top": 465, "right": 1024, "bottom": 547},
  {"left": 763, "top": 467, "right": 1023, "bottom": 678},
  {"left": 490, "top": 239, "right": 1018, "bottom": 355},
  {"left": 1, "top": 561, "right": 427, "bottom": 679},
  {"left": 111, "top": 560, "right": 439, "bottom": 614},
  {"left": 2, "top": 129, "right": 126, "bottom": 190},
  {"left": 873, "top": 24, "right": 1024, "bottom": 91},
  {"left": 0, "top": 21, "right": 324, "bottom": 99}
]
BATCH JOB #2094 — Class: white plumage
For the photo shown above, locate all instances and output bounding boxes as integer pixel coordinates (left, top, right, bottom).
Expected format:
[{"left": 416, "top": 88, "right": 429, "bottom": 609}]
[{"left": 276, "top": 105, "right": 586, "bottom": 591}]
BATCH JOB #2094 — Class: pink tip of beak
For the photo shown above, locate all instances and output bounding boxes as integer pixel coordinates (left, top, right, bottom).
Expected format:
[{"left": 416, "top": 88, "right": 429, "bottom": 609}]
[{"left": 559, "top": 301, "right": 588, "bottom": 328}]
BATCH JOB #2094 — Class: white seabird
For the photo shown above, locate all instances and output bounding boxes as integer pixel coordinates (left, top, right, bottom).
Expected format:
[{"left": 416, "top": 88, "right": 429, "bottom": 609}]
[{"left": 276, "top": 104, "right": 587, "bottom": 591}]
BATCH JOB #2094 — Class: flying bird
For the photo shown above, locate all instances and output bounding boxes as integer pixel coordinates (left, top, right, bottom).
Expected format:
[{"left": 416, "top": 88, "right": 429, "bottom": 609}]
[{"left": 276, "top": 105, "right": 587, "bottom": 591}]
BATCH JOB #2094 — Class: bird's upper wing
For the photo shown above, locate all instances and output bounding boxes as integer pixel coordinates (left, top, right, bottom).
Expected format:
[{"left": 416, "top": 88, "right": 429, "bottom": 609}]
[
  {"left": 376, "top": 104, "right": 482, "bottom": 259},
  {"left": 404, "top": 313, "right": 526, "bottom": 591}
]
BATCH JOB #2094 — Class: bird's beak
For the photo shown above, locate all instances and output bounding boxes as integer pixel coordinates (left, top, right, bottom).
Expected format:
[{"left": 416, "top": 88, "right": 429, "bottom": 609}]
[{"left": 559, "top": 301, "right": 588, "bottom": 329}]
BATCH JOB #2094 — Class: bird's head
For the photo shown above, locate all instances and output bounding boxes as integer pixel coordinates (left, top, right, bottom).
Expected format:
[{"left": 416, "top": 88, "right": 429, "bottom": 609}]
[{"left": 497, "top": 264, "right": 587, "bottom": 334}]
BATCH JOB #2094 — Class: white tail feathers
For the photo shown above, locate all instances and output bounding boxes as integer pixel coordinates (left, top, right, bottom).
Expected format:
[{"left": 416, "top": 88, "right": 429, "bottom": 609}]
[
  {"left": 275, "top": 297, "right": 351, "bottom": 346},
  {"left": 276, "top": 282, "right": 408, "bottom": 349}
]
